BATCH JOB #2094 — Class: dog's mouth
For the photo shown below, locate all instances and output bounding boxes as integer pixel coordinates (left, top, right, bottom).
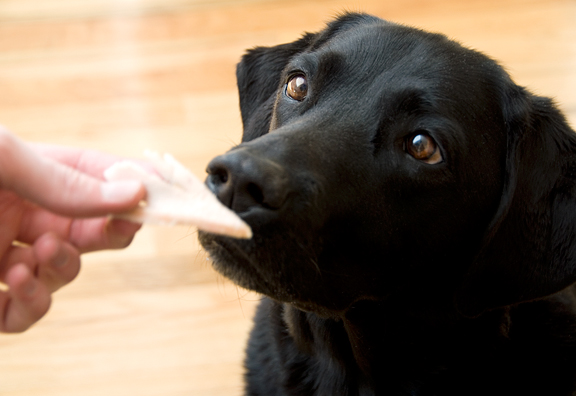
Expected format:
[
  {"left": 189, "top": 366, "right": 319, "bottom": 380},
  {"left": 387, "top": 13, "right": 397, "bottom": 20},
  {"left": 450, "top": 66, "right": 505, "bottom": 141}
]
[
  {"left": 198, "top": 212, "right": 330, "bottom": 306},
  {"left": 198, "top": 232, "right": 267, "bottom": 293}
]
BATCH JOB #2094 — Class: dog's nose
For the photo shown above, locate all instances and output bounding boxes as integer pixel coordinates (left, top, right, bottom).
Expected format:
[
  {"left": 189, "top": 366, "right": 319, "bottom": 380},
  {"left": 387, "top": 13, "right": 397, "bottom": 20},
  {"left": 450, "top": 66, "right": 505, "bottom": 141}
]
[{"left": 206, "top": 148, "right": 291, "bottom": 213}]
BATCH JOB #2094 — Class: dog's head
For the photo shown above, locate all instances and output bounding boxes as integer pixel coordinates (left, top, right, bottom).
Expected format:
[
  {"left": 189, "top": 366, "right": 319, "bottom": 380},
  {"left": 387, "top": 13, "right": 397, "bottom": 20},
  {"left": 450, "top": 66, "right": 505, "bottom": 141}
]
[{"left": 199, "top": 13, "right": 576, "bottom": 317}]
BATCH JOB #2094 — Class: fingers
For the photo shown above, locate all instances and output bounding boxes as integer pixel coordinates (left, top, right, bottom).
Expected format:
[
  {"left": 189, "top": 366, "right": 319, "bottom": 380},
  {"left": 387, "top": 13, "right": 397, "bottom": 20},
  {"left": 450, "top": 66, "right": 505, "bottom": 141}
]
[
  {"left": 0, "top": 264, "right": 51, "bottom": 333},
  {"left": 0, "top": 128, "right": 145, "bottom": 218},
  {"left": 0, "top": 129, "right": 147, "bottom": 332},
  {"left": 0, "top": 220, "right": 134, "bottom": 333},
  {"left": 67, "top": 217, "right": 142, "bottom": 253},
  {"left": 17, "top": 206, "right": 142, "bottom": 253},
  {"left": 0, "top": 233, "right": 81, "bottom": 293},
  {"left": 0, "top": 234, "right": 81, "bottom": 333},
  {"left": 33, "top": 233, "right": 81, "bottom": 291}
]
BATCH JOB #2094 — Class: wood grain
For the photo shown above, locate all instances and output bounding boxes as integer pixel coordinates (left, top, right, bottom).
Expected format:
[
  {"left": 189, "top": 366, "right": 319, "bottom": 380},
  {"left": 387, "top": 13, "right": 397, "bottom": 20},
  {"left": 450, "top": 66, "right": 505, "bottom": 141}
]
[{"left": 0, "top": 0, "right": 574, "bottom": 394}]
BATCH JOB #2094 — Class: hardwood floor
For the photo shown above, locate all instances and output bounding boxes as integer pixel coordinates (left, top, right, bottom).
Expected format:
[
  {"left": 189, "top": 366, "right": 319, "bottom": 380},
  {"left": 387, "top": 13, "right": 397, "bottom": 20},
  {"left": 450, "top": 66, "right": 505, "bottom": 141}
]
[{"left": 0, "top": 0, "right": 574, "bottom": 394}]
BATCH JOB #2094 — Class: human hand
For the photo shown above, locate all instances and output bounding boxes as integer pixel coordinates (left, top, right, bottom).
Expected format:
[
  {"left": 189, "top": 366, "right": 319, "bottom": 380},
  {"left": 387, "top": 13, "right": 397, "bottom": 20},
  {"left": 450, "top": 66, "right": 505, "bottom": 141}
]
[{"left": 0, "top": 128, "right": 146, "bottom": 333}]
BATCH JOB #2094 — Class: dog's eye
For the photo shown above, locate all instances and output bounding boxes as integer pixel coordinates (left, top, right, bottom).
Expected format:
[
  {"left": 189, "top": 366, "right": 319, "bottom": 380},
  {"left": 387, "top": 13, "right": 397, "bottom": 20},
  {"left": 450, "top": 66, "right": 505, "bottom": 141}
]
[
  {"left": 405, "top": 133, "right": 443, "bottom": 164},
  {"left": 286, "top": 74, "right": 308, "bottom": 101}
]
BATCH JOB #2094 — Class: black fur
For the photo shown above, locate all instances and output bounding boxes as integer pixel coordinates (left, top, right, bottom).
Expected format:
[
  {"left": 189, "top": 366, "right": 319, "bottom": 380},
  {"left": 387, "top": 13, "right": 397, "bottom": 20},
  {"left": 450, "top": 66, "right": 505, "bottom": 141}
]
[{"left": 199, "top": 13, "right": 576, "bottom": 395}]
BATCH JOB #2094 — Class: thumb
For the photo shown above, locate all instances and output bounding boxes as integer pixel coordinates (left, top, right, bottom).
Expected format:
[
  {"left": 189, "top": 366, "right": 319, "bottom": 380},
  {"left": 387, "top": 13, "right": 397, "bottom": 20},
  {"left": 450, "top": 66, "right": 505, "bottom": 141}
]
[{"left": 0, "top": 129, "right": 145, "bottom": 217}]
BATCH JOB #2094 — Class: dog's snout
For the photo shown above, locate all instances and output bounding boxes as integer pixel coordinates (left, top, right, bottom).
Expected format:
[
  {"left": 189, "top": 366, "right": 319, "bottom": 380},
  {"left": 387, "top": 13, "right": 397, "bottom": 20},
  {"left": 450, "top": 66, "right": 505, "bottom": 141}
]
[{"left": 206, "top": 149, "right": 292, "bottom": 213}]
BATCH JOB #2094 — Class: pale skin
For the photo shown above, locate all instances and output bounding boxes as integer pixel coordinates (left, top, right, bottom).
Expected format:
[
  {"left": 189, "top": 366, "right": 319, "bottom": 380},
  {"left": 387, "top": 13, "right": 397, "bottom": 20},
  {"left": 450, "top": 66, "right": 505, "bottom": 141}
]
[{"left": 0, "top": 127, "right": 147, "bottom": 333}]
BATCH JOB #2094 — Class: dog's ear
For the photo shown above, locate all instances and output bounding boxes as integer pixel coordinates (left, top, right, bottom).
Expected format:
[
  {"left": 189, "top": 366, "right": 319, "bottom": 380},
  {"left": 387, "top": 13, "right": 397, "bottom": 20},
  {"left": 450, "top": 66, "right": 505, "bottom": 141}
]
[
  {"left": 456, "top": 85, "right": 576, "bottom": 317},
  {"left": 236, "top": 12, "right": 382, "bottom": 143},
  {"left": 235, "top": 33, "right": 316, "bottom": 142}
]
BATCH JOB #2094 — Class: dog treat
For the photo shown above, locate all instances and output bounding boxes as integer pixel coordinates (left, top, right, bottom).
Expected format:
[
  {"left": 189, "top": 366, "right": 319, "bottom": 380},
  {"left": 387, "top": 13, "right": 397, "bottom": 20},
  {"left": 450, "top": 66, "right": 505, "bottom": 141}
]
[{"left": 103, "top": 151, "right": 252, "bottom": 239}]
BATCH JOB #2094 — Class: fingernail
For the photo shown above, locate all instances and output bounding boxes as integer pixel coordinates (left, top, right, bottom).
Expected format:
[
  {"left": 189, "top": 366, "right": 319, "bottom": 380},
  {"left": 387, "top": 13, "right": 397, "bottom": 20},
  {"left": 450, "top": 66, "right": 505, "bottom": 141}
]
[{"left": 101, "top": 181, "right": 143, "bottom": 204}]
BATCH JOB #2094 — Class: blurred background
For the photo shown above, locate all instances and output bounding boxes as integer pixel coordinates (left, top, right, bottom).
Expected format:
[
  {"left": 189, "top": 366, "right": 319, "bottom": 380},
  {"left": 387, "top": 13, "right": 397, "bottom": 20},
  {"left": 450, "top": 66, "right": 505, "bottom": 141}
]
[{"left": 0, "top": 0, "right": 574, "bottom": 395}]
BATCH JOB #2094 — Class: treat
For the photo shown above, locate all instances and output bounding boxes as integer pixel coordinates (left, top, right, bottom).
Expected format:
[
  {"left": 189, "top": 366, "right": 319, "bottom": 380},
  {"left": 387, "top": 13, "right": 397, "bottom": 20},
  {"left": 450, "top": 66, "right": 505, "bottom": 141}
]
[{"left": 104, "top": 151, "right": 252, "bottom": 239}]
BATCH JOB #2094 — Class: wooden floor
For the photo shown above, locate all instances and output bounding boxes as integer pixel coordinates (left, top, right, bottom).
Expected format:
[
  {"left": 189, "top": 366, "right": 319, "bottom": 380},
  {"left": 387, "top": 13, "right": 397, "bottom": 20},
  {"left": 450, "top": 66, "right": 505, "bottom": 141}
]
[{"left": 0, "top": 0, "right": 574, "bottom": 394}]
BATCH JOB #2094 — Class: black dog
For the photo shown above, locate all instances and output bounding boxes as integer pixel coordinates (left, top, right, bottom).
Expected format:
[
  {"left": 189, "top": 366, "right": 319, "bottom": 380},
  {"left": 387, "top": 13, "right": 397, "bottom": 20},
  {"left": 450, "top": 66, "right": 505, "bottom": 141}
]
[{"left": 199, "top": 13, "right": 576, "bottom": 395}]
